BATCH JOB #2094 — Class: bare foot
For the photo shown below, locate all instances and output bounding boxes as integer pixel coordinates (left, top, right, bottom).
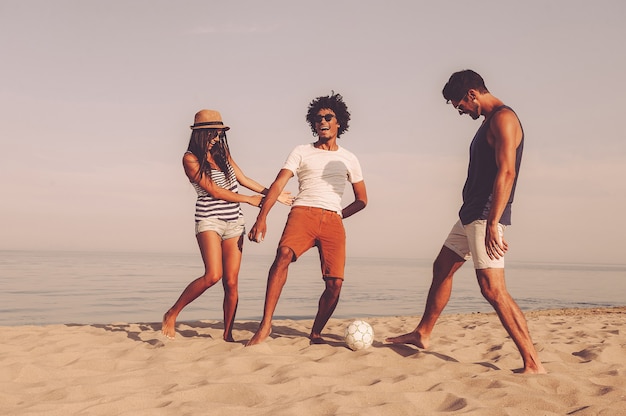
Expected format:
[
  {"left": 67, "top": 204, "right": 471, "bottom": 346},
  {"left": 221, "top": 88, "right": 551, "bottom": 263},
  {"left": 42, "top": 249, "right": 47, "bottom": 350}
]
[
  {"left": 224, "top": 334, "right": 235, "bottom": 342},
  {"left": 520, "top": 363, "right": 548, "bottom": 374},
  {"left": 161, "top": 310, "right": 177, "bottom": 340},
  {"left": 246, "top": 325, "right": 271, "bottom": 346},
  {"left": 385, "top": 331, "right": 429, "bottom": 349},
  {"left": 309, "top": 334, "right": 326, "bottom": 344}
]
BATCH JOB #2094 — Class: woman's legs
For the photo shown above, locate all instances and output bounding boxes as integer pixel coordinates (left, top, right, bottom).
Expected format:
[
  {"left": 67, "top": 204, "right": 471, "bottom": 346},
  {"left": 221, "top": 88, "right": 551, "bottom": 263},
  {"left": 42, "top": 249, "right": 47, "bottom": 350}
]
[
  {"left": 161, "top": 231, "right": 223, "bottom": 339},
  {"left": 221, "top": 234, "right": 243, "bottom": 341}
]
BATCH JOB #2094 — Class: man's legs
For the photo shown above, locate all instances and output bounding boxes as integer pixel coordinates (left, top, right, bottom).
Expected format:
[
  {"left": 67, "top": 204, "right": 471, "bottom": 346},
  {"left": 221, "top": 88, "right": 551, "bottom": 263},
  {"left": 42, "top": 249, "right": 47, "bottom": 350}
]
[
  {"left": 246, "top": 246, "right": 294, "bottom": 346},
  {"left": 476, "top": 268, "right": 547, "bottom": 374},
  {"left": 386, "top": 246, "right": 465, "bottom": 348},
  {"left": 309, "top": 209, "right": 346, "bottom": 343},
  {"left": 310, "top": 277, "right": 343, "bottom": 343}
]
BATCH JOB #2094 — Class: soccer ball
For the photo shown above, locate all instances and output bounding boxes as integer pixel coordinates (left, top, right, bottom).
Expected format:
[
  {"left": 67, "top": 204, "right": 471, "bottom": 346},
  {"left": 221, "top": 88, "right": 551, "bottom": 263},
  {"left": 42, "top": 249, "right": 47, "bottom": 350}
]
[{"left": 344, "top": 320, "right": 374, "bottom": 351}]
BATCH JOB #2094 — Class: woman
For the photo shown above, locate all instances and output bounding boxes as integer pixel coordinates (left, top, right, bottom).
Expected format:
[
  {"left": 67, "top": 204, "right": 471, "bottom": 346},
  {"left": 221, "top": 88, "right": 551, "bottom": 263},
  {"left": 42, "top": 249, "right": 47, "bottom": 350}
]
[{"left": 162, "top": 109, "right": 292, "bottom": 341}]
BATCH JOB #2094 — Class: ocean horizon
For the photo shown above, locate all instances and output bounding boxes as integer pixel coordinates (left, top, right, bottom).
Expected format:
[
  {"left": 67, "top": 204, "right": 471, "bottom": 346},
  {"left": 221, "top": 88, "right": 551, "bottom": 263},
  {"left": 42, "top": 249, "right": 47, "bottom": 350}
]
[{"left": 1, "top": 249, "right": 625, "bottom": 327}]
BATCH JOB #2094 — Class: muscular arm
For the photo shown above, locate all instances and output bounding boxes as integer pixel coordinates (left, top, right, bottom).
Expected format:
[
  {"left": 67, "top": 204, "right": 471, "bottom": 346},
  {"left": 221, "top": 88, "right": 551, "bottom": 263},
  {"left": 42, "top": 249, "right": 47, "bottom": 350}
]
[
  {"left": 342, "top": 180, "right": 368, "bottom": 219},
  {"left": 248, "top": 168, "right": 294, "bottom": 242},
  {"left": 485, "top": 109, "right": 522, "bottom": 258}
]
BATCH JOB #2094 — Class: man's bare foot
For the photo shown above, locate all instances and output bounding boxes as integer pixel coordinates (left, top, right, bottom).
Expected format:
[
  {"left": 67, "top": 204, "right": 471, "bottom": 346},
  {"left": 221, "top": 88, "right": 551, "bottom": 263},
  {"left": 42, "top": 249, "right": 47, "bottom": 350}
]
[
  {"left": 385, "top": 331, "right": 429, "bottom": 349},
  {"left": 224, "top": 334, "right": 235, "bottom": 342},
  {"left": 246, "top": 325, "right": 271, "bottom": 346},
  {"left": 161, "top": 310, "right": 177, "bottom": 340},
  {"left": 309, "top": 334, "right": 325, "bottom": 344}
]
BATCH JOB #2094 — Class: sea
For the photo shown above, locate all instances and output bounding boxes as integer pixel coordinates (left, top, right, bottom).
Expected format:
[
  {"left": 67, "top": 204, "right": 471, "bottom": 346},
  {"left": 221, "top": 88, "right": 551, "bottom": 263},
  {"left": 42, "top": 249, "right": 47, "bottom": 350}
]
[{"left": 1, "top": 250, "right": 625, "bottom": 327}]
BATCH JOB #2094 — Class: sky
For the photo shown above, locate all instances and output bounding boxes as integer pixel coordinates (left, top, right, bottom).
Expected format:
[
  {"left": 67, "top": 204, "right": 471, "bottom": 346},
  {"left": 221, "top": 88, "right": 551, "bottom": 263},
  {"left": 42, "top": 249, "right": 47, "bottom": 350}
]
[{"left": 1, "top": 0, "right": 625, "bottom": 265}]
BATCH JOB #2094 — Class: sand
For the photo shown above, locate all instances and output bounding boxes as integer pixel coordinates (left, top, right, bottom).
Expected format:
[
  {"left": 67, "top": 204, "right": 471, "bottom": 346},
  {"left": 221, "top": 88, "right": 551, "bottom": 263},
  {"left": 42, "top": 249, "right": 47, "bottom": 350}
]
[{"left": 1, "top": 307, "right": 625, "bottom": 415}]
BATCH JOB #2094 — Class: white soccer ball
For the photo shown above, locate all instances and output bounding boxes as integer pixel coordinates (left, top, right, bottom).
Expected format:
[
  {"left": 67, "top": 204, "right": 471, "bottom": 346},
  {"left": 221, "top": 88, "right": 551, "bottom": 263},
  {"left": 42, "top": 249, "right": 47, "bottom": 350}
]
[{"left": 344, "top": 320, "right": 374, "bottom": 351}]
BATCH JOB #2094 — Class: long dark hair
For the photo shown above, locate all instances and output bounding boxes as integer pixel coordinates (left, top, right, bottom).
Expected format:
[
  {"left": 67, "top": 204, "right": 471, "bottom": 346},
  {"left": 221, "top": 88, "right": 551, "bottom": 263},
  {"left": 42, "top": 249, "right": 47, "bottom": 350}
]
[{"left": 187, "top": 129, "right": 232, "bottom": 182}]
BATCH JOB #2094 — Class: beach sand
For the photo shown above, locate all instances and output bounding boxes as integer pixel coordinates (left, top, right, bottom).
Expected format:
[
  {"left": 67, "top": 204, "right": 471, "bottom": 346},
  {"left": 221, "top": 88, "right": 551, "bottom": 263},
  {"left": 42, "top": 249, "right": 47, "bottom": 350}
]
[{"left": 1, "top": 307, "right": 624, "bottom": 415}]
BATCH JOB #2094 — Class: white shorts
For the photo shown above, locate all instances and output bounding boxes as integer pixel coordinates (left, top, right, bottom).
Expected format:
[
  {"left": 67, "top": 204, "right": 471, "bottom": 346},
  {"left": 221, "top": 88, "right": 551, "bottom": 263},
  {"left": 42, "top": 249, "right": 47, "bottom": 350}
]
[
  {"left": 443, "top": 219, "right": 506, "bottom": 269},
  {"left": 195, "top": 216, "right": 245, "bottom": 240}
]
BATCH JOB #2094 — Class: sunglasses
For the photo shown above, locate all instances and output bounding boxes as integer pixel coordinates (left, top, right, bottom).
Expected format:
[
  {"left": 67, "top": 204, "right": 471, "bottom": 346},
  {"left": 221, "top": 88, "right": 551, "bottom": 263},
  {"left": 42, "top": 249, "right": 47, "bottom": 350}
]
[
  {"left": 207, "top": 130, "right": 226, "bottom": 143},
  {"left": 314, "top": 114, "right": 336, "bottom": 123},
  {"left": 454, "top": 92, "right": 469, "bottom": 111}
]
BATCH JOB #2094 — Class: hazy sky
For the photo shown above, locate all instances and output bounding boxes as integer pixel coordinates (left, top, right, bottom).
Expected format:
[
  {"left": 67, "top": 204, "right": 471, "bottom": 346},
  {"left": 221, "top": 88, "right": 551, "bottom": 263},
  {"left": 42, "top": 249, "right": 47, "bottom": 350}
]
[{"left": 1, "top": 1, "right": 625, "bottom": 264}]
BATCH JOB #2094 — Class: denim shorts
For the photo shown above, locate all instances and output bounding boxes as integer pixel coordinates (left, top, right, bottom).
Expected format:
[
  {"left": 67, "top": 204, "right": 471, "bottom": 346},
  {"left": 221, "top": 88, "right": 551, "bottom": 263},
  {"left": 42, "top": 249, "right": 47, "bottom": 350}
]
[
  {"left": 443, "top": 219, "right": 506, "bottom": 269},
  {"left": 195, "top": 216, "right": 246, "bottom": 240}
]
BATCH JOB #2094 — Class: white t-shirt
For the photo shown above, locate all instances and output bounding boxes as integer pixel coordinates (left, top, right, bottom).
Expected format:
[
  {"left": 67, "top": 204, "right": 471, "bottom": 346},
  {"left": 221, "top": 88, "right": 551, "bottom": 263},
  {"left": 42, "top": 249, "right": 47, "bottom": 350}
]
[{"left": 282, "top": 143, "right": 364, "bottom": 216}]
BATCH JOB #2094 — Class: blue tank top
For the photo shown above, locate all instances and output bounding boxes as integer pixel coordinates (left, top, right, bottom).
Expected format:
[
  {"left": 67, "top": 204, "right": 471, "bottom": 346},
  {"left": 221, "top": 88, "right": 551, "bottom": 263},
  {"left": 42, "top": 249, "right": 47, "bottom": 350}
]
[{"left": 459, "top": 105, "right": 523, "bottom": 226}]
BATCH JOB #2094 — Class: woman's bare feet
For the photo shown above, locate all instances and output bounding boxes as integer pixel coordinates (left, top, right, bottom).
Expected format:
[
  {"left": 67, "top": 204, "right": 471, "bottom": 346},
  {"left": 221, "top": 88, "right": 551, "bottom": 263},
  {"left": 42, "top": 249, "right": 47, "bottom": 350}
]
[
  {"left": 246, "top": 324, "right": 271, "bottom": 346},
  {"left": 161, "top": 310, "right": 177, "bottom": 340},
  {"left": 520, "top": 360, "right": 548, "bottom": 374}
]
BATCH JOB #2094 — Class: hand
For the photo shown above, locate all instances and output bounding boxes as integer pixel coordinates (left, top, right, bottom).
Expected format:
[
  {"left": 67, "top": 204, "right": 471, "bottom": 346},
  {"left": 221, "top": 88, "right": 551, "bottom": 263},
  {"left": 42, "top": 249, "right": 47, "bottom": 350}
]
[
  {"left": 248, "top": 194, "right": 264, "bottom": 207},
  {"left": 277, "top": 191, "right": 295, "bottom": 206},
  {"left": 485, "top": 224, "right": 508, "bottom": 260},
  {"left": 247, "top": 220, "right": 266, "bottom": 243}
]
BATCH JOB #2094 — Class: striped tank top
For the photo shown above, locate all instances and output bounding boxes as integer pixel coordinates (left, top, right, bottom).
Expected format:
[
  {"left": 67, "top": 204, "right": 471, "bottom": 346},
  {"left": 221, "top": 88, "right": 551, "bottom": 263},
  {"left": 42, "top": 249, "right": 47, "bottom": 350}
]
[{"left": 191, "top": 158, "right": 242, "bottom": 222}]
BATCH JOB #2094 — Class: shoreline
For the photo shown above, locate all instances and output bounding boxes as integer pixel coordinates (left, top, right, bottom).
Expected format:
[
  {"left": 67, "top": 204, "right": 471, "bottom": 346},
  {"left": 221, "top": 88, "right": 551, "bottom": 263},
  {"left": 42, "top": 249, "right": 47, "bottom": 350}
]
[
  {"left": 2, "top": 306, "right": 625, "bottom": 415},
  {"left": 3, "top": 250, "right": 625, "bottom": 329},
  {"left": 3, "top": 305, "right": 625, "bottom": 328}
]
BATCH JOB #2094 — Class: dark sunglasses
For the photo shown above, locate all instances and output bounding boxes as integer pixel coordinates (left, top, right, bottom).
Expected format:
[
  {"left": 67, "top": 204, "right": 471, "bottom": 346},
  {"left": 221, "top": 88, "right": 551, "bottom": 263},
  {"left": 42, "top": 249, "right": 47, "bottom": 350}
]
[
  {"left": 314, "top": 114, "right": 335, "bottom": 123},
  {"left": 454, "top": 91, "right": 469, "bottom": 112}
]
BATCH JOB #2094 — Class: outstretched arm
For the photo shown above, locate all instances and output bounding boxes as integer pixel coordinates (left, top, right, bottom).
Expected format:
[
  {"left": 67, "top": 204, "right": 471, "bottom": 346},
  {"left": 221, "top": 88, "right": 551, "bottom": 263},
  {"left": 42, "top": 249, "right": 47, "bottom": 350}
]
[
  {"left": 342, "top": 180, "right": 368, "bottom": 219},
  {"left": 183, "top": 153, "right": 262, "bottom": 207},
  {"left": 248, "top": 168, "right": 294, "bottom": 242},
  {"left": 229, "top": 156, "right": 294, "bottom": 206}
]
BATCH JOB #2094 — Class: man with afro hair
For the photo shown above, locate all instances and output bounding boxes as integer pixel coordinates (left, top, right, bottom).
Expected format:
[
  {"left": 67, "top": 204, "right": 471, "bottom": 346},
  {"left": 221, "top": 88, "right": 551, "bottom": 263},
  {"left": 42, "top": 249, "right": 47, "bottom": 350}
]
[{"left": 247, "top": 92, "right": 368, "bottom": 346}]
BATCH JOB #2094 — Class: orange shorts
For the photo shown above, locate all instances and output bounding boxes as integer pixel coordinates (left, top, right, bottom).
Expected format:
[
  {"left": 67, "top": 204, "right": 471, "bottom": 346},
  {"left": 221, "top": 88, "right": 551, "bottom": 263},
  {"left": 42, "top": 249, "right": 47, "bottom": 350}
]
[{"left": 278, "top": 206, "right": 346, "bottom": 279}]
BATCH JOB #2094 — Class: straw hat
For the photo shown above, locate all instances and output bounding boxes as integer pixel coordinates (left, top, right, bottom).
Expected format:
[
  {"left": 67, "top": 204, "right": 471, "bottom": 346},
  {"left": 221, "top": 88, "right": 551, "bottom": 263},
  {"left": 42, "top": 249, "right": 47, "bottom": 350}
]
[{"left": 190, "top": 109, "right": 230, "bottom": 130}]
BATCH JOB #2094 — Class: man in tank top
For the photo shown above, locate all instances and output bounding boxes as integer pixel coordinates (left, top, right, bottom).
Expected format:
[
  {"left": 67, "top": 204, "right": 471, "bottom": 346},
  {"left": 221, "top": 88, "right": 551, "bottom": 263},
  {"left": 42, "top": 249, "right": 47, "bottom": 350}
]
[
  {"left": 246, "top": 92, "right": 368, "bottom": 346},
  {"left": 386, "top": 70, "right": 546, "bottom": 374}
]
